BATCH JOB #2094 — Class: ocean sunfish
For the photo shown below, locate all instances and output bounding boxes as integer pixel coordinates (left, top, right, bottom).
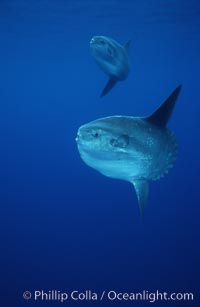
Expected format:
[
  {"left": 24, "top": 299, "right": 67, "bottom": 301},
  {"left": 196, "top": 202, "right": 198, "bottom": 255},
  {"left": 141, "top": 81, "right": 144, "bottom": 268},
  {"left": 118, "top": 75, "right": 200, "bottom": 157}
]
[
  {"left": 76, "top": 85, "right": 182, "bottom": 216},
  {"left": 90, "top": 35, "right": 130, "bottom": 97}
]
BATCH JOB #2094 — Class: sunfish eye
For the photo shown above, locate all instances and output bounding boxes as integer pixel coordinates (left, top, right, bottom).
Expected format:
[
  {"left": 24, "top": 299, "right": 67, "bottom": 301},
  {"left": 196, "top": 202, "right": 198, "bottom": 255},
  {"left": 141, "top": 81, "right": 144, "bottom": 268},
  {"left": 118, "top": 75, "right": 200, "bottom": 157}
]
[
  {"left": 110, "top": 134, "right": 129, "bottom": 148},
  {"left": 99, "top": 39, "right": 106, "bottom": 45},
  {"left": 92, "top": 131, "right": 100, "bottom": 138}
]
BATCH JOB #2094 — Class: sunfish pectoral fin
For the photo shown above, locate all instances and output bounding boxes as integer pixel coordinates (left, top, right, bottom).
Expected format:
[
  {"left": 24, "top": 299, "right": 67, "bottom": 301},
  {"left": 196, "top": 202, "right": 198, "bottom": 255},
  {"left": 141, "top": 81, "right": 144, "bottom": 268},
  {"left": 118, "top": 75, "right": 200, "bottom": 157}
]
[
  {"left": 100, "top": 78, "right": 117, "bottom": 98},
  {"left": 132, "top": 179, "right": 149, "bottom": 218},
  {"left": 124, "top": 40, "right": 131, "bottom": 52}
]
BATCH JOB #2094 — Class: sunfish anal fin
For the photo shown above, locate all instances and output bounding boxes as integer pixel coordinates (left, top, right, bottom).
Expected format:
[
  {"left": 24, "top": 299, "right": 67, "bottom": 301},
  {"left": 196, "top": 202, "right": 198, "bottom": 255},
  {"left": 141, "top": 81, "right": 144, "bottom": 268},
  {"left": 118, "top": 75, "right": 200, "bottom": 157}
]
[
  {"left": 132, "top": 179, "right": 149, "bottom": 218},
  {"left": 100, "top": 78, "right": 117, "bottom": 98}
]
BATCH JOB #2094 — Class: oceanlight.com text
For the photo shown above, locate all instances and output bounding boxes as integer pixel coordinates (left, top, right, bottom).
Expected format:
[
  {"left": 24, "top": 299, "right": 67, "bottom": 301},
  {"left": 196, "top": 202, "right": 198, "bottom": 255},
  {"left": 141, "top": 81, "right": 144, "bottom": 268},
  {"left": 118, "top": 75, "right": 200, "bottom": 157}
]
[{"left": 22, "top": 289, "right": 194, "bottom": 303}]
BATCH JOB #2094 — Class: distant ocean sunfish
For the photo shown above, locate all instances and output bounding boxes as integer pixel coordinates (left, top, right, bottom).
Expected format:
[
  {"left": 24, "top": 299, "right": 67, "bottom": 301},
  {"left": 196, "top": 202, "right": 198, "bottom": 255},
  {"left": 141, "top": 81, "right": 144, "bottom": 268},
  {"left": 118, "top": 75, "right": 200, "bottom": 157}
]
[
  {"left": 76, "top": 86, "right": 182, "bottom": 216},
  {"left": 90, "top": 35, "right": 130, "bottom": 97}
]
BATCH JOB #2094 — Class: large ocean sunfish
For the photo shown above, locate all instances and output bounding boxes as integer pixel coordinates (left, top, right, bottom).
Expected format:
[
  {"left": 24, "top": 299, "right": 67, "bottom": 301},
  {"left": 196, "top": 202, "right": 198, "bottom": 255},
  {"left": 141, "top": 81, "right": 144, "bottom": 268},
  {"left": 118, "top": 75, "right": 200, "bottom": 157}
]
[
  {"left": 90, "top": 36, "right": 130, "bottom": 97},
  {"left": 76, "top": 86, "right": 182, "bottom": 216}
]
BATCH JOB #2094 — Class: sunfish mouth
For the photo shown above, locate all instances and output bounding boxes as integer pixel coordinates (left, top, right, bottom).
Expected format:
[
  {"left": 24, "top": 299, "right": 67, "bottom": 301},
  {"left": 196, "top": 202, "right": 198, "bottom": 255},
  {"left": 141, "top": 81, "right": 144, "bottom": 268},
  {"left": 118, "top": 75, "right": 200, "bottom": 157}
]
[
  {"left": 76, "top": 129, "right": 86, "bottom": 144},
  {"left": 90, "top": 38, "right": 95, "bottom": 45},
  {"left": 75, "top": 132, "right": 80, "bottom": 143}
]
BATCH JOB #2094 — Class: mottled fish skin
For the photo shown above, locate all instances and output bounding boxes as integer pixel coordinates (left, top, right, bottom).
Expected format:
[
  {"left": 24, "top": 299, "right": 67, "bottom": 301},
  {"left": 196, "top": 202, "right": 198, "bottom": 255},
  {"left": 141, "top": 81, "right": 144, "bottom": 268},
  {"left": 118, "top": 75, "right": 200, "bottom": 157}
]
[
  {"left": 76, "top": 86, "right": 182, "bottom": 215},
  {"left": 90, "top": 36, "right": 130, "bottom": 97},
  {"left": 76, "top": 117, "right": 177, "bottom": 182}
]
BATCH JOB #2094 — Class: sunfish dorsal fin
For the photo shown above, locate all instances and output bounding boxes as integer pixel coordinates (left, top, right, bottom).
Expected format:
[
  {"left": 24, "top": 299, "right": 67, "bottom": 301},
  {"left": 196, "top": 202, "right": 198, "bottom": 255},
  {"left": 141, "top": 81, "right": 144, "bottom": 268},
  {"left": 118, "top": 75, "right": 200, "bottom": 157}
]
[
  {"left": 100, "top": 78, "right": 117, "bottom": 98},
  {"left": 132, "top": 179, "right": 149, "bottom": 217},
  {"left": 124, "top": 40, "right": 131, "bottom": 52},
  {"left": 145, "top": 85, "right": 182, "bottom": 127}
]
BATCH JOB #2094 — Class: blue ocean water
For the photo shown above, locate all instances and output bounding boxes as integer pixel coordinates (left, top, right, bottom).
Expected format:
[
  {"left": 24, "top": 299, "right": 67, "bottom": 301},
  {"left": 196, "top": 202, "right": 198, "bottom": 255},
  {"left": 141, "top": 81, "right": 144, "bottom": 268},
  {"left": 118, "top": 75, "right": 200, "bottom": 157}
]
[{"left": 1, "top": 0, "right": 200, "bottom": 306}]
